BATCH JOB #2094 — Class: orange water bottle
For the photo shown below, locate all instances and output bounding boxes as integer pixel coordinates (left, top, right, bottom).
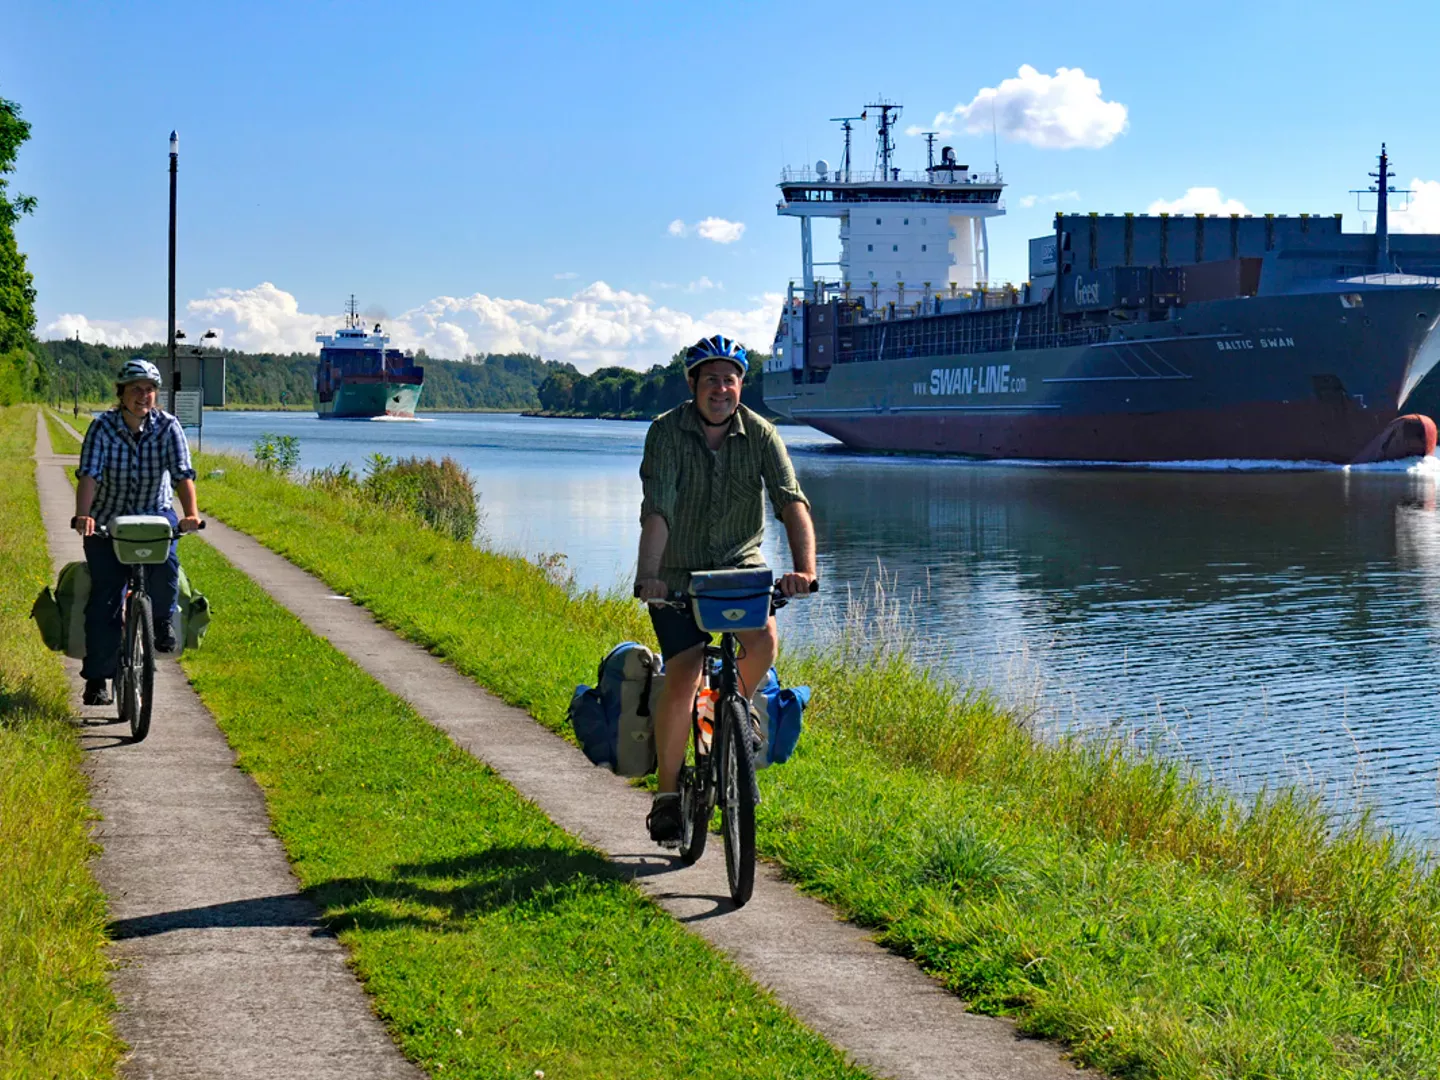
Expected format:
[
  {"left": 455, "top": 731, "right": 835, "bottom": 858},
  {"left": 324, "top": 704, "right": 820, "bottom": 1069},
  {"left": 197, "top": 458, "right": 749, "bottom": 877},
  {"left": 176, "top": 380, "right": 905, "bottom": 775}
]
[{"left": 695, "top": 687, "right": 717, "bottom": 754}]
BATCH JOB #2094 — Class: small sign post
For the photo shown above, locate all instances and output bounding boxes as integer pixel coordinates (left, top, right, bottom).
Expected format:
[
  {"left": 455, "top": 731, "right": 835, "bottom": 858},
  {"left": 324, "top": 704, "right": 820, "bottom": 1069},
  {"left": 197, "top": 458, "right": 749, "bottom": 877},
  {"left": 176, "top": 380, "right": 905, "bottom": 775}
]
[{"left": 174, "top": 389, "right": 203, "bottom": 450}]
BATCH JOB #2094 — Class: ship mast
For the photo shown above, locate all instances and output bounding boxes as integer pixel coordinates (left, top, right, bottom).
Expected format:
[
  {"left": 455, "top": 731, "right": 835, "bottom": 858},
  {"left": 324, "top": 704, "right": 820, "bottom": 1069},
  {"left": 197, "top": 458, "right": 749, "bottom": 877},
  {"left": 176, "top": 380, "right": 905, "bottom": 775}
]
[
  {"left": 1353, "top": 145, "right": 1411, "bottom": 273},
  {"left": 829, "top": 115, "right": 862, "bottom": 183},
  {"left": 867, "top": 101, "right": 901, "bottom": 178}
]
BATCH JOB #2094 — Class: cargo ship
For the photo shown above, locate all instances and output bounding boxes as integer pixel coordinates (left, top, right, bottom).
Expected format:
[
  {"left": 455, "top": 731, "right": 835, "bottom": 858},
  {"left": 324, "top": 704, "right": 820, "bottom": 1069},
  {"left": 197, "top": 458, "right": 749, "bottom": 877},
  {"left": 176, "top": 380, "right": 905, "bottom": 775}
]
[
  {"left": 314, "top": 298, "right": 424, "bottom": 419},
  {"left": 763, "top": 105, "right": 1440, "bottom": 462}
]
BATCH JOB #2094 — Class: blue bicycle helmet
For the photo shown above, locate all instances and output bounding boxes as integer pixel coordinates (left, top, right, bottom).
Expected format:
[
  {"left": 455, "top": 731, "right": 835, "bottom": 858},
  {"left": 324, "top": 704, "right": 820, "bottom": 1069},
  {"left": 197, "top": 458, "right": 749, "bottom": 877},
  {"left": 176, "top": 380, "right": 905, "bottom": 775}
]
[{"left": 683, "top": 335, "right": 747, "bottom": 378}]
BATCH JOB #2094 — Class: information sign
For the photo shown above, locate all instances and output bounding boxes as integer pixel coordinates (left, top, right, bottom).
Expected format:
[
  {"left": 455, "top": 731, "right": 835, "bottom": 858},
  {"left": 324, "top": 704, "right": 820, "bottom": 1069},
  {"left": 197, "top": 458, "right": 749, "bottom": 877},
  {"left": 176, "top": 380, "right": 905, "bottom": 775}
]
[{"left": 173, "top": 389, "right": 202, "bottom": 427}]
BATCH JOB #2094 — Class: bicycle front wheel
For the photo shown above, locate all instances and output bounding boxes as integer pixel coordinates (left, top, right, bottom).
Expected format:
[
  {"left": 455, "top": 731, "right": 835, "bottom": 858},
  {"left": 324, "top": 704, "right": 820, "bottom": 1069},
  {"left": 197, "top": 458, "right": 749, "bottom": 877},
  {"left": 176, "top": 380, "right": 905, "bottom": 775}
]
[
  {"left": 718, "top": 697, "right": 757, "bottom": 906},
  {"left": 127, "top": 595, "right": 155, "bottom": 743}
]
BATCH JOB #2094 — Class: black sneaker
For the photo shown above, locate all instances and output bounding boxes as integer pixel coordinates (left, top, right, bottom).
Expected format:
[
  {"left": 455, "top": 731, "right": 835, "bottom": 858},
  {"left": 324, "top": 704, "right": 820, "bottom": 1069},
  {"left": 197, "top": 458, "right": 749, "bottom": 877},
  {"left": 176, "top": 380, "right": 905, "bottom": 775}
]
[
  {"left": 83, "top": 679, "right": 113, "bottom": 706},
  {"left": 646, "top": 793, "right": 683, "bottom": 846},
  {"left": 154, "top": 618, "right": 177, "bottom": 654}
]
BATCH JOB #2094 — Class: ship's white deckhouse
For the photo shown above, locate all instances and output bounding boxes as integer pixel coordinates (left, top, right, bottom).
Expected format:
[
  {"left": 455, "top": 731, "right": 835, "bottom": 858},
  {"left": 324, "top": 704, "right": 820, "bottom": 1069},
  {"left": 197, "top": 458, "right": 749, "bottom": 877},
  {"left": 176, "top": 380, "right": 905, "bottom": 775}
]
[{"left": 770, "top": 103, "right": 1005, "bottom": 375}]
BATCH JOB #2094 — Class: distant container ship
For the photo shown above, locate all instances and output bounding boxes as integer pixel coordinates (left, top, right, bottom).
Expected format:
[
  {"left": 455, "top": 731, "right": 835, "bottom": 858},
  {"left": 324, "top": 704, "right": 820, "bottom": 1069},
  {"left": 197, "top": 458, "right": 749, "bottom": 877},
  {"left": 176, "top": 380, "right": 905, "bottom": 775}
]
[
  {"left": 763, "top": 104, "right": 1440, "bottom": 463},
  {"left": 314, "top": 297, "right": 424, "bottom": 419}
]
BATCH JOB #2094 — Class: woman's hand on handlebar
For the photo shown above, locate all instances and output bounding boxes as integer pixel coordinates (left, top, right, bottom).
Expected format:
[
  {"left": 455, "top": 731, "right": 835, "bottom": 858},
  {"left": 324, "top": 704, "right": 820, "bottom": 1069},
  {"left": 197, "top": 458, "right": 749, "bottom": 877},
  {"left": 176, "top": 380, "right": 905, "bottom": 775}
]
[
  {"left": 178, "top": 515, "right": 204, "bottom": 533},
  {"left": 71, "top": 515, "right": 95, "bottom": 538}
]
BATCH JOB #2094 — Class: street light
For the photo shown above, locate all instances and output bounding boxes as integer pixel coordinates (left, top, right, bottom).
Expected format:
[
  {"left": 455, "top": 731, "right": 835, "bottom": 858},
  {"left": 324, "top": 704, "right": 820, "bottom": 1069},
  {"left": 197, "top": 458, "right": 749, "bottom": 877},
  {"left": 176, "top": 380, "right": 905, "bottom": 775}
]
[{"left": 167, "top": 130, "right": 179, "bottom": 409}]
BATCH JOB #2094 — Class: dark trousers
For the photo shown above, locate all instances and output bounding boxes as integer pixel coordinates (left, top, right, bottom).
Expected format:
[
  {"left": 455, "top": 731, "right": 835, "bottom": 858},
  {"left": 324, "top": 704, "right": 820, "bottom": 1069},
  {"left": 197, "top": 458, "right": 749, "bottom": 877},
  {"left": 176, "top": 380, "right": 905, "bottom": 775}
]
[{"left": 81, "top": 509, "right": 179, "bottom": 681}]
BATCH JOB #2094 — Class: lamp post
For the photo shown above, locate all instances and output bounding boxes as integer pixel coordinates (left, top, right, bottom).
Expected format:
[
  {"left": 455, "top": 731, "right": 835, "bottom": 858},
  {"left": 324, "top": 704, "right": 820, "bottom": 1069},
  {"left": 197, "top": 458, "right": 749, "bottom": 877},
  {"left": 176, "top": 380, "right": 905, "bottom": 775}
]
[{"left": 167, "top": 130, "right": 178, "bottom": 410}]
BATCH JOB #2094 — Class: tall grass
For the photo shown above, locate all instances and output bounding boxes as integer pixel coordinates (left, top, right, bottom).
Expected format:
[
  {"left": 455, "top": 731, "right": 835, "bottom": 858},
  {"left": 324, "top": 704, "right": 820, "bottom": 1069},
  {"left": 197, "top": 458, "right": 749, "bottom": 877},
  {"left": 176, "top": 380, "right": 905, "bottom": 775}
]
[
  {"left": 194, "top": 449, "right": 1440, "bottom": 1076},
  {"left": 308, "top": 454, "right": 481, "bottom": 543},
  {"left": 0, "top": 406, "right": 121, "bottom": 1078}
]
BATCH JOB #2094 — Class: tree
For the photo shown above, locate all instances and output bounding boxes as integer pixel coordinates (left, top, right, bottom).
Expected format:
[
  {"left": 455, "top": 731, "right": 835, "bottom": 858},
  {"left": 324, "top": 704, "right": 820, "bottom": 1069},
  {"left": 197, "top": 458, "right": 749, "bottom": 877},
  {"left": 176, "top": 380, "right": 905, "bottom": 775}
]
[{"left": 0, "top": 96, "right": 36, "bottom": 355}]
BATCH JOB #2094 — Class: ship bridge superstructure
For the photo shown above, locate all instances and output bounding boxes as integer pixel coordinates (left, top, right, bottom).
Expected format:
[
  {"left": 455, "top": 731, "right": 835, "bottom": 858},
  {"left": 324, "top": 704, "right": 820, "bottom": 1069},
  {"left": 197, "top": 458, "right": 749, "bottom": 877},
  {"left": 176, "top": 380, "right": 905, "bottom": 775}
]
[{"left": 777, "top": 102, "right": 1005, "bottom": 311}]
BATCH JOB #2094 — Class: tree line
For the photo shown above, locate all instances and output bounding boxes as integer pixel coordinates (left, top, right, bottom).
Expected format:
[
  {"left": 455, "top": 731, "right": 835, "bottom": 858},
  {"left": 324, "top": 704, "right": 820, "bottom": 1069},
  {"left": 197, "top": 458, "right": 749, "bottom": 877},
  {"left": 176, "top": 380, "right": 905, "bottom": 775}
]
[{"left": 535, "top": 351, "right": 777, "bottom": 420}]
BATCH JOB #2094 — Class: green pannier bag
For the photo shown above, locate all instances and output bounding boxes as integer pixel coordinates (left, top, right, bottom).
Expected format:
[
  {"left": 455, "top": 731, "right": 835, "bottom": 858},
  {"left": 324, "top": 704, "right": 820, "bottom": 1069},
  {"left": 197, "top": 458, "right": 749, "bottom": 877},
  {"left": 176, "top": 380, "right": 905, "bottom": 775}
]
[
  {"left": 176, "top": 566, "right": 211, "bottom": 652},
  {"left": 31, "top": 560, "right": 91, "bottom": 657},
  {"left": 30, "top": 560, "right": 210, "bottom": 657}
]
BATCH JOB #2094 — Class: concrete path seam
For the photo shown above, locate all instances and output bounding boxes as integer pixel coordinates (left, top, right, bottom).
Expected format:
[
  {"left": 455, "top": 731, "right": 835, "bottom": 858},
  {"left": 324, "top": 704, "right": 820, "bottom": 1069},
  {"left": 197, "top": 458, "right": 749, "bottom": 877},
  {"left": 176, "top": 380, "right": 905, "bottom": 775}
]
[
  {"left": 32, "top": 413, "right": 422, "bottom": 1080},
  {"left": 195, "top": 503, "right": 1081, "bottom": 1079}
]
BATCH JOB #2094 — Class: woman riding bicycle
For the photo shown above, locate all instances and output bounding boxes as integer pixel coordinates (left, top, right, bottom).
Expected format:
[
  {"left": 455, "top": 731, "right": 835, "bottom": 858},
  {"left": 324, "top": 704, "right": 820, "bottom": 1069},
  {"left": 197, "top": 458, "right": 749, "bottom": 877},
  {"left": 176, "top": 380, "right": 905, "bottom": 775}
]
[
  {"left": 71, "top": 358, "right": 202, "bottom": 705},
  {"left": 635, "top": 334, "right": 817, "bottom": 844}
]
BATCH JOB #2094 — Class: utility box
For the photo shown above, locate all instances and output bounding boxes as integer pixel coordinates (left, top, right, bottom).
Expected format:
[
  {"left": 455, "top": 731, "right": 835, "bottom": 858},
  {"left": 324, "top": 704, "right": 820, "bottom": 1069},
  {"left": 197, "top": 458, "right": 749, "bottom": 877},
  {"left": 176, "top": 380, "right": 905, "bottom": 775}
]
[{"left": 176, "top": 354, "right": 226, "bottom": 407}]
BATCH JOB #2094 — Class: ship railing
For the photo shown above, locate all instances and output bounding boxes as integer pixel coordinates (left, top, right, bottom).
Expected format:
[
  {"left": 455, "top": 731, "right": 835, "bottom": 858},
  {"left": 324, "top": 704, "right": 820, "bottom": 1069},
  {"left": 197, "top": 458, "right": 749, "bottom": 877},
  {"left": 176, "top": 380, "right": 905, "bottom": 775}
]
[
  {"left": 839, "top": 321, "right": 1108, "bottom": 366},
  {"left": 780, "top": 166, "right": 1001, "bottom": 186}
]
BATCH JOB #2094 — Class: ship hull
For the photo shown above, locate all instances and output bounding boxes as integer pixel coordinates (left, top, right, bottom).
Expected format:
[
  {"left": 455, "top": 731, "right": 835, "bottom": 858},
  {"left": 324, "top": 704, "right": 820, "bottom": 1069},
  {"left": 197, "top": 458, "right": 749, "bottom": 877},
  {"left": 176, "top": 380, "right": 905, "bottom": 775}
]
[
  {"left": 765, "top": 288, "right": 1440, "bottom": 462},
  {"left": 315, "top": 378, "right": 423, "bottom": 419}
]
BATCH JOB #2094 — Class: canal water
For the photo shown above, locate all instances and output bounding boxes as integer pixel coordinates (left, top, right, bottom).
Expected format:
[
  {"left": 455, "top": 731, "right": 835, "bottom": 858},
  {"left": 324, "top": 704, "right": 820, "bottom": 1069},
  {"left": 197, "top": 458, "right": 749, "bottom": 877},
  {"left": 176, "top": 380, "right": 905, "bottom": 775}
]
[{"left": 199, "top": 410, "right": 1440, "bottom": 845}]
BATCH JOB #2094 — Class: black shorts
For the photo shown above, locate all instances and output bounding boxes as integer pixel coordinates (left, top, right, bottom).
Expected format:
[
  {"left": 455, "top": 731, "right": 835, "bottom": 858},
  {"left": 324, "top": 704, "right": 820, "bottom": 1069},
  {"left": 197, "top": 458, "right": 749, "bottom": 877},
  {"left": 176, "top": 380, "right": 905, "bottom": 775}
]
[{"left": 648, "top": 602, "right": 711, "bottom": 662}]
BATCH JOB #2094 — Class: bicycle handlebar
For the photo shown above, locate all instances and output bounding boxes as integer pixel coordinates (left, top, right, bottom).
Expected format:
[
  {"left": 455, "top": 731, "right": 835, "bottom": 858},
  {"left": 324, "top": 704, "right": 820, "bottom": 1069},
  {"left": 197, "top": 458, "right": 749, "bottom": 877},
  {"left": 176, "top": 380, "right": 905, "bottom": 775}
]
[
  {"left": 92, "top": 519, "right": 206, "bottom": 540},
  {"left": 634, "top": 578, "right": 819, "bottom": 609}
]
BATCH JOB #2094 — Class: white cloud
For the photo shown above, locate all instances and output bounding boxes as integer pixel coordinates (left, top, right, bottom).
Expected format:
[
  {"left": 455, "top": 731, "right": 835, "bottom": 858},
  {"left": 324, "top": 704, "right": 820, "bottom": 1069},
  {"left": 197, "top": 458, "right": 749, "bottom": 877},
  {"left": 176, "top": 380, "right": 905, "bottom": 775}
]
[
  {"left": 931, "top": 65, "right": 1128, "bottom": 150},
  {"left": 43, "top": 313, "right": 166, "bottom": 347},
  {"left": 1390, "top": 178, "right": 1440, "bottom": 233},
  {"left": 1147, "top": 187, "right": 1252, "bottom": 216},
  {"left": 668, "top": 217, "right": 746, "bottom": 244},
  {"left": 52, "top": 281, "right": 784, "bottom": 374},
  {"left": 686, "top": 276, "right": 720, "bottom": 293},
  {"left": 1018, "top": 190, "right": 1081, "bottom": 209},
  {"left": 695, "top": 217, "right": 745, "bottom": 244},
  {"left": 553, "top": 270, "right": 578, "bottom": 280}
]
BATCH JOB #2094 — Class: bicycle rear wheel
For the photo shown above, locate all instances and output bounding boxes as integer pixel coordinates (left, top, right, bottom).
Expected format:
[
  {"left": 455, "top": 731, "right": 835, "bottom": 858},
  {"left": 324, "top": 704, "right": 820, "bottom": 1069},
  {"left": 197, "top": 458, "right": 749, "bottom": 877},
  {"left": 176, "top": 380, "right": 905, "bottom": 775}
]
[
  {"left": 718, "top": 696, "right": 757, "bottom": 906},
  {"left": 126, "top": 595, "right": 155, "bottom": 743}
]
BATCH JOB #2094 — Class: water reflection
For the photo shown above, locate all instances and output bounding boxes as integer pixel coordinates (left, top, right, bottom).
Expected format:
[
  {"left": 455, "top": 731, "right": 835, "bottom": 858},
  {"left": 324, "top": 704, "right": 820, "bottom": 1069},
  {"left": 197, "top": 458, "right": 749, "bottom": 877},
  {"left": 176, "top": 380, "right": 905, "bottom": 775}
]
[{"left": 202, "top": 412, "right": 1440, "bottom": 843}]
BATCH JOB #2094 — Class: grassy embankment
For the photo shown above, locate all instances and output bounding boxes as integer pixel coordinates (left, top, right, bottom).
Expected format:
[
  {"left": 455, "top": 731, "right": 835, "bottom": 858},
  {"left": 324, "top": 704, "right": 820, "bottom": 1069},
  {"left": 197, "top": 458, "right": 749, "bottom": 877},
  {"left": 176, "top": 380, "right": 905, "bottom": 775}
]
[
  {"left": 174, "top": 527, "right": 870, "bottom": 1078},
  {"left": 194, "top": 449, "right": 1440, "bottom": 1078},
  {"left": 0, "top": 406, "right": 122, "bottom": 1078},
  {"left": 43, "top": 409, "right": 83, "bottom": 454}
]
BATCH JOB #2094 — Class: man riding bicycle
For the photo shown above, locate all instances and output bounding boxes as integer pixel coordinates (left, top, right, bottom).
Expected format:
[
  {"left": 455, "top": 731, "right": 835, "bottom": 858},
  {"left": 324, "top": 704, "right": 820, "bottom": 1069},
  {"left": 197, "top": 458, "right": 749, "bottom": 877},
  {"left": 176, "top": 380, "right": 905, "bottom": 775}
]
[
  {"left": 635, "top": 334, "right": 817, "bottom": 844},
  {"left": 71, "top": 358, "right": 202, "bottom": 705}
]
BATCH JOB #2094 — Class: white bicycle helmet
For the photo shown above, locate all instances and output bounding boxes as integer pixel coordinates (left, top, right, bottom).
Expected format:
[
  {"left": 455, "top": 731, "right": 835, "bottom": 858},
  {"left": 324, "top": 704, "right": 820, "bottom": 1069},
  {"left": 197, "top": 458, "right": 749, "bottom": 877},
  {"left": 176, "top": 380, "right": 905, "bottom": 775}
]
[{"left": 116, "top": 358, "right": 163, "bottom": 387}]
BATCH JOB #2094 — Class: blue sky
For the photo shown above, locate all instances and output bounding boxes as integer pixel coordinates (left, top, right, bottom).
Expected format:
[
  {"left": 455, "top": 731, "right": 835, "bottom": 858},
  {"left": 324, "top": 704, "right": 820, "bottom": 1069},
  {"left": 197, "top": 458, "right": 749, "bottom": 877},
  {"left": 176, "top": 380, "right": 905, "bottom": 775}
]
[{"left": 7, "top": 0, "right": 1440, "bottom": 370}]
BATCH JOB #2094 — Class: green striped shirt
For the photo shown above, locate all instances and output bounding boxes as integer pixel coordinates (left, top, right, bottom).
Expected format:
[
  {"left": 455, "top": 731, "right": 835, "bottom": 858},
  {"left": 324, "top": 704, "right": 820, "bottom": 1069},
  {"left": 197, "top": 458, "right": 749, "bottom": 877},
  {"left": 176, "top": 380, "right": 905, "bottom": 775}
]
[{"left": 640, "top": 402, "right": 809, "bottom": 591}]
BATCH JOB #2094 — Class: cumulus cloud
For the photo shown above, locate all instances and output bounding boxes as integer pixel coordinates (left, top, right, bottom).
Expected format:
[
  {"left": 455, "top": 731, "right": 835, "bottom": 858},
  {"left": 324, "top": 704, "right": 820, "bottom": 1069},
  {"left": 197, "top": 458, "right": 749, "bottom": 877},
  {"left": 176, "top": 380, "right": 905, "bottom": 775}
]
[
  {"left": 1018, "top": 190, "right": 1081, "bottom": 209},
  {"left": 1389, "top": 178, "right": 1440, "bottom": 233},
  {"left": 43, "top": 313, "right": 166, "bottom": 347},
  {"left": 667, "top": 217, "right": 746, "bottom": 244},
  {"left": 1147, "top": 187, "right": 1252, "bottom": 216},
  {"left": 52, "top": 281, "right": 783, "bottom": 374},
  {"left": 929, "top": 65, "right": 1128, "bottom": 150}
]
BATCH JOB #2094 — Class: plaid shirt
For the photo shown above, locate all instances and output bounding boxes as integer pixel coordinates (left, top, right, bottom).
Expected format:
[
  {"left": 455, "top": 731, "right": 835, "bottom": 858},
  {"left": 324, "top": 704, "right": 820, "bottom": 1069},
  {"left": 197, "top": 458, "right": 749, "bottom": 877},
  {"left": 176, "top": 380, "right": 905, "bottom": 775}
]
[
  {"left": 78, "top": 407, "right": 196, "bottom": 527},
  {"left": 640, "top": 402, "right": 809, "bottom": 592}
]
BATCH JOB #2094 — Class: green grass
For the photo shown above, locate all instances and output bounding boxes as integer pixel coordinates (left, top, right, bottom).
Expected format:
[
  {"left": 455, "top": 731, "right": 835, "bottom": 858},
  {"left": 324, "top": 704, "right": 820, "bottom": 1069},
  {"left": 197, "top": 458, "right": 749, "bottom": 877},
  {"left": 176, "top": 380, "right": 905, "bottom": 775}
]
[
  {"left": 175, "top": 537, "right": 872, "bottom": 1080},
  {"left": 0, "top": 406, "right": 122, "bottom": 1079},
  {"left": 42, "top": 410, "right": 82, "bottom": 455},
  {"left": 193, "top": 451, "right": 1440, "bottom": 1078}
]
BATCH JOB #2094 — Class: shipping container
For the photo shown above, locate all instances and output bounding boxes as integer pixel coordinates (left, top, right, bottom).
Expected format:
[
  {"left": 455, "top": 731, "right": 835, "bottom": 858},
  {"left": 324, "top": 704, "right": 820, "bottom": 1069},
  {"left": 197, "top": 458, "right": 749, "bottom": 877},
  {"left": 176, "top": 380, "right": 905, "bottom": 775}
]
[{"left": 1060, "top": 268, "right": 1115, "bottom": 312}]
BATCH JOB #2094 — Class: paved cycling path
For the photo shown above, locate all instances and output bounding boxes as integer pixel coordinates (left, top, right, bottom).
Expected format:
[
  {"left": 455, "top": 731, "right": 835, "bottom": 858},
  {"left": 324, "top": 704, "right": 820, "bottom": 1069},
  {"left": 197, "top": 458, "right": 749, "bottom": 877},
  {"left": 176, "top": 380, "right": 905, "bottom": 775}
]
[
  {"left": 32, "top": 414, "right": 421, "bottom": 1080},
  {"left": 196, "top": 516, "right": 1079, "bottom": 1079}
]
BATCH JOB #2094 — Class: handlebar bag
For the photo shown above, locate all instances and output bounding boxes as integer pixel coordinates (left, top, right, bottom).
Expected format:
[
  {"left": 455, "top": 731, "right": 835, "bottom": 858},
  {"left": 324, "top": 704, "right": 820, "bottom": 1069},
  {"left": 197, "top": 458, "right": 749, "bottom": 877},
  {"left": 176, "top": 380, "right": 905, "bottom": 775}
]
[
  {"left": 109, "top": 514, "right": 174, "bottom": 566},
  {"left": 689, "top": 568, "right": 774, "bottom": 632},
  {"left": 568, "top": 641, "right": 663, "bottom": 777}
]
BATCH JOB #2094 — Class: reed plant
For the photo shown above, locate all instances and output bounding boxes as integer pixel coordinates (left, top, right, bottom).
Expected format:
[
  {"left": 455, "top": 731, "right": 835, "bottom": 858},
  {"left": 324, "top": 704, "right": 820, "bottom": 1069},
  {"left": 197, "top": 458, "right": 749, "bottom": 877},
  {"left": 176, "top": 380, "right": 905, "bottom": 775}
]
[
  {"left": 194, "top": 449, "right": 1440, "bottom": 1077},
  {"left": 0, "top": 405, "right": 121, "bottom": 1077},
  {"left": 308, "top": 453, "right": 481, "bottom": 542}
]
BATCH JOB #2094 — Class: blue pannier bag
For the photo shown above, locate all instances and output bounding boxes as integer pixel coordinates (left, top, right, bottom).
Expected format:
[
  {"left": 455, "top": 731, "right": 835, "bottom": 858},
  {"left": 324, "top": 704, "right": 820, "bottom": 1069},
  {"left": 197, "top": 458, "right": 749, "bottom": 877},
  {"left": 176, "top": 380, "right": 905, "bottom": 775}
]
[
  {"left": 751, "top": 667, "right": 810, "bottom": 768},
  {"left": 689, "top": 567, "right": 774, "bottom": 633},
  {"left": 569, "top": 641, "right": 663, "bottom": 777}
]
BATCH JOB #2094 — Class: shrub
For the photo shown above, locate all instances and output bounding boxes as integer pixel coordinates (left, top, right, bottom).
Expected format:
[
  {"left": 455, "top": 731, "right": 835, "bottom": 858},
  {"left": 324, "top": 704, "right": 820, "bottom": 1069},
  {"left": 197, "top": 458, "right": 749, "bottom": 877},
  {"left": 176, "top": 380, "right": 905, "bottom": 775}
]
[
  {"left": 306, "top": 453, "right": 480, "bottom": 543},
  {"left": 252, "top": 432, "right": 300, "bottom": 474}
]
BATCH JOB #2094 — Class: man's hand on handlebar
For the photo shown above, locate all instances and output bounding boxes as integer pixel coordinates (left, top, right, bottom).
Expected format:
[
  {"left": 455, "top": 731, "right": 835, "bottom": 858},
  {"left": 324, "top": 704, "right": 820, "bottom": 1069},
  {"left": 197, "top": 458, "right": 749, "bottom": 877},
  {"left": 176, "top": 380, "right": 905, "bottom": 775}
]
[
  {"left": 634, "top": 577, "right": 669, "bottom": 602},
  {"left": 777, "top": 571, "right": 817, "bottom": 598}
]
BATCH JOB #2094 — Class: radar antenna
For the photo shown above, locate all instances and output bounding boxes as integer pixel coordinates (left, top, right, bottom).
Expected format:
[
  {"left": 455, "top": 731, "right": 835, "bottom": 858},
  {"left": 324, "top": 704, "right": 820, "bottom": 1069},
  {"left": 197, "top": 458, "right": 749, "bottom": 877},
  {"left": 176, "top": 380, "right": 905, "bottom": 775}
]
[
  {"left": 345, "top": 294, "right": 360, "bottom": 329},
  {"left": 829, "top": 115, "right": 863, "bottom": 183},
  {"left": 922, "top": 132, "right": 938, "bottom": 170},
  {"left": 866, "top": 100, "right": 902, "bottom": 179}
]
